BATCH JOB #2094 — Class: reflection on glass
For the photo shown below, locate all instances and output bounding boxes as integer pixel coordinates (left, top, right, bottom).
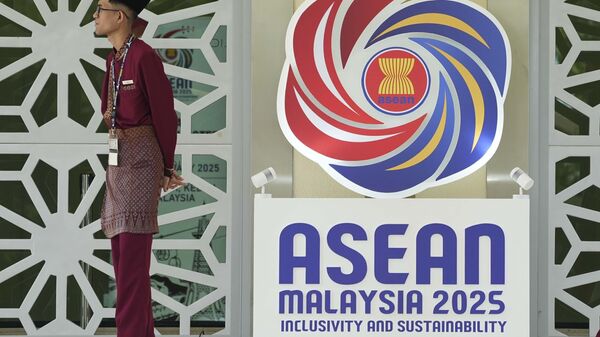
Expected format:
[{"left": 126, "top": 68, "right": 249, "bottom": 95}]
[
  {"left": 565, "top": 185, "right": 600, "bottom": 212},
  {"left": 567, "top": 252, "right": 600, "bottom": 277},
  {"left": 212, "top": 26, "right": 227, "bottom": 63},
  {"left": 192, "top": 96, "right": 226, "bottom": 134},
  {"left": 0, "top": 60, "right": 45, "bottom": 106},
  {"left": 0, "top": 48, "right": 32, "bottom": 68},
  {"left": 68, "top": 73, "right": 95, "bottom": 127},
  {"left": 31, "top": 73, "right": 57, "bottom": 127},
  {"left": 30, "top": 275, "right": 56, "bottom": 328},
  {"left": 566, "top": 80, "right": 600, "bottom": 107},
  {"left": 569, "top": 51, "right": 600, "bottom": 76},
  {"left": 192, "top": 155, "right": 227, "bottom": 192},
  {"left": 0, "top": 181, "right": 44, "bottom": 226},
  {"left": 555, "top": 98, "right": 589, "bottom": 135},
  {"left": 147, "top": 0, "right": 218, "bottom": 15},
  {"left": 566, "top": 0, "right": 600, "bottom": 12},
  {"left": 569, "top": 15, "right": 600, "bottom": 41},
  {"left": 555, "top": 27, "right": 571, "bottom": 64},
  {"left": 31, "top": 160, "right": 58, "bottom": 214},
  {"left": 555, "top": 156, "right": 590, "bottom": 193},
  {"left": 0, "top": 154, "right": 29, "bottom": 171},
  {"left": 568, "top": 215, "right": 600, "bottom": 242},
  {"left": 555, "top": 298, "right": 588, "bottom": 330},
  {"left": 555, "top": 228, "right": 570, "bottom": 265},
  {"left": 565, "top": 281, "right": 600, "bottom": 308}
]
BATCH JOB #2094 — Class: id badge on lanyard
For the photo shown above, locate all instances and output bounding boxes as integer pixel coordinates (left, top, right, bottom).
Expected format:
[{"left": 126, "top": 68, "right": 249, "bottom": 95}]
[
  {"left": 107, "top": 35, "right": 134, "bottom": 167},
  {"left": 108, "top": 129, "right": 119, "bottom": 166}
]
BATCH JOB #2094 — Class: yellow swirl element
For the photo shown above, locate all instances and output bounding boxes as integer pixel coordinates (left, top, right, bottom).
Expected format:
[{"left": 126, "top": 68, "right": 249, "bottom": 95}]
[
  {"left": 375, "top": 13, "right": 490, "bottom": 48},
  {"left": 388, "top": 96, "right": 447, "bottom": 171},
  {"left": 432, "top": 46, "right": 484, "bottom": 152},
  {"left": 378, "top": 58, "right": 415, "bottom": 95}
]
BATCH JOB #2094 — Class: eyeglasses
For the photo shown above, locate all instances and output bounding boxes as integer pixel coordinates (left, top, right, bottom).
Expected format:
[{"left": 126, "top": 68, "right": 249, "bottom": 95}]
[{"left": 95, "top": 5, "right": 129, "bottom": 19}]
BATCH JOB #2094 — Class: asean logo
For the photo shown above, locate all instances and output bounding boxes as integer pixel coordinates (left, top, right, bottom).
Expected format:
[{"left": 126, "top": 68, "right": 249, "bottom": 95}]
[
  {"left": 363, "top": 48, "right": 430, "bottom": 115},
  {"left": 278, "top": 0, "right": 511, "bottom": 198}
]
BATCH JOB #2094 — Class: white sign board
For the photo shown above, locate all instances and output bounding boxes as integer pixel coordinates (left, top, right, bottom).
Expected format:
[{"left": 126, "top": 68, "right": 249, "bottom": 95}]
[{"left": 254, "top": 198, "right": 529, "bottom": 337}]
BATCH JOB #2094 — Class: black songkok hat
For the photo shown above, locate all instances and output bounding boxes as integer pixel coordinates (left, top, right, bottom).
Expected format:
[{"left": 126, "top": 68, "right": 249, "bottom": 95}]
[{"left": 113, "top": 0, "right": 150, "bottom": 14}]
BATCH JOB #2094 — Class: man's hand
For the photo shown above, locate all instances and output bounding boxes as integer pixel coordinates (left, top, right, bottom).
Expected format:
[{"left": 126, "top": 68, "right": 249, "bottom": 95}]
[{"left": 162, "top": 171, "right": 185, "bottom": 192}]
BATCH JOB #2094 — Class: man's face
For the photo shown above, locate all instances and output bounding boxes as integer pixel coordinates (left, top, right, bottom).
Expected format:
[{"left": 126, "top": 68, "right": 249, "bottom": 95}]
[{"left": 93, "top": 0, "right": 121, "bottom": 36}]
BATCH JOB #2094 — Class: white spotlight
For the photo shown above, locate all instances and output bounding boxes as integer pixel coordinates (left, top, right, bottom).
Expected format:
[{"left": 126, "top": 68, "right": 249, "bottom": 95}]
[
  {"left": 252, "top": 167, "right": 277, "bottom": 196},
  {"left": 510, "top": 167, "right": 534, "bottom": 197}
]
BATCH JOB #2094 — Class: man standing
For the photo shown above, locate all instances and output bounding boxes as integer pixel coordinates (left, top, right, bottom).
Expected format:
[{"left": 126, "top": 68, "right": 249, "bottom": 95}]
[{"left": 93, "top": 1, "right": 184, "bottom": 336}]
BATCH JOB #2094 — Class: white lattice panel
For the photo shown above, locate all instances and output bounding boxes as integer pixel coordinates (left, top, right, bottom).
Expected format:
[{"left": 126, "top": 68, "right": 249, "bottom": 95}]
[
  {"left": 0, "top": 0, "right": 235, "bottom": 335},
  {"left": 549, "top": 0, "right": 600, "bottom": 336}
]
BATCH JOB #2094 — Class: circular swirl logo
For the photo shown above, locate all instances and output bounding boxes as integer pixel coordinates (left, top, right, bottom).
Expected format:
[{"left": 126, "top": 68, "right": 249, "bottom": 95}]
[{"left": 278, "top": 0, "right": 511, "bottom": 198}]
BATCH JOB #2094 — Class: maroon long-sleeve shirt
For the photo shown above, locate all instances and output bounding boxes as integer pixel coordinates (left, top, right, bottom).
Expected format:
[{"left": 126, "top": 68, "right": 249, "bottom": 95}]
[{"left": 100, "top": 38, "right": 177, "bottom": 170}]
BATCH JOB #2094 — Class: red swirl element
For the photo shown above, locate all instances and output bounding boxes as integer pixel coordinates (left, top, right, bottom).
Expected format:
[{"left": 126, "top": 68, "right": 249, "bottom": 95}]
[{"left": 281, "top": 0, "right": 424, "bottom": 162}]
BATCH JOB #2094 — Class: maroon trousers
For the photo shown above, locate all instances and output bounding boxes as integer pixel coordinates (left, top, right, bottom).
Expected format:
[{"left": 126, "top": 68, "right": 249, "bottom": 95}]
[{"left": 111, "top": 233, "right": 155, "bottom": 337}]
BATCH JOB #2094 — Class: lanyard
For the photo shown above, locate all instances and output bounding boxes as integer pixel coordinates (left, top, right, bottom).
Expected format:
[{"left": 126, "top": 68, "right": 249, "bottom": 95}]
[{"left": 110, "top": 35, "right": 135, "bottom": 131}]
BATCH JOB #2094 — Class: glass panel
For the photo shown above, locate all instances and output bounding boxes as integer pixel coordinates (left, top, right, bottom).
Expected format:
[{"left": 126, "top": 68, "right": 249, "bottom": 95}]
[
  {"left": 555, "top": 228, "right": 571, "bottom": 265},
  {"left": 569, "top": 51, "right": 600, "bottom": 76},
  {"left": 151, "top": 299, "right": 178, "bottom": 329},
  {"left": 154, "top": 15, "right": 212, "bottom": 39},
  {"left": 555, "top": 298, "right": 589, "bottom": 330},
  {"left": 68, "top": 160, "right": 94, "bottom": 214},
  {"left": 0, "top": 154, "right": 29, "bottom": 171},
  {"left": 68, "top": 73, "right": 95, "bottom": 127},
  {"left": 565, "top": 282, "right": 600, "bottom": 307},
  {"left": 147, "top": 0, "right": 218, "bottom": 15},
  {"left": 0, "top": 116, "right": 28, "bottom": 132},
  {"left": 193, "top": 296, "right": 225, "bottom": 324},
  {"left": 0, "top": 218, "right": 31, "bottom": 239},
  {"left": 0, "top": 59, "right": 45, "bottom": 106},
  {"left": 68, "top": 0, "right": 78, "bottom": 12},
  {"left": 30, "top": 275, "right": 55, "bottom": 328},
  {"left": 565, "top": 185, "right": 600, "bottom": 212},
  {"left": 169, "top": 77, "right": 217, "bottom": 106},
  {"left": 566, "top": 80, "right": 600, "bottom": 107},
  {"left": 555, "top": 98, "right": 589, "bottom": 135},
  {"left": 155, "top": 214, "right": 216, "bottom": 240},
  {"left": 566, "top": 0, "right": 600, "bottom": 11},
  {"left": 79, "top": 2, "right": 96, "bottom": 27},
  {"left": 0, "top": 13, "right": 31, "bottom": 37},
  {"left": 0, "top": 261, "right": 44, "bottom": 308},
  {"left": 66, "top": 274, "right": 93, "bottom": 329},
  {"left": 159, "top": 184, "right": 217, "bottom": 213},
  {"left": 567, "top": 252, "right": 600, "bottom": 277},
  {"left": 31, "top": 159, "right": 58, "bottom": 214},
  {"left": 31, "top": 73, "right": 57, "bottom": 127},
  {"left": 0, "top": 181, "right": 44, "bottom": 227},
  {"left": 211, "top": 226, "right": 226, "bottom": 263},
  {"left": 569, "top": 15, "right": 600, "bottom": 41},
  {"left": 45, "top": 0, "right": 57, "bottom": 12},
  {"left": 211, "top": 26, "right": 227, "bottom": 63},
  {"left": 0, "top": 250, "right": 30, "bottom": 271},
  {"left": 156, "top": 48, "right": 214, "bottom": 75},
  {"left": 568, "top": 215, "right": 600, "bottom": 242},
  {"left": 191, "top": 96, "right": 226, "bottom": 134},
  {"left": 192, "top": 155, "right": 227, "bottom": 192},
  {"left": 159, "top": 156, "right": 217, "bottom": 215},
  {"left": 0, "top": 0, "right": 45, "bottom": 26},
  {"left": 0, "top": 48, "right": 32, "bottom": 69},
  {"left": 86, "top": 252, "right": 116, "bottom": 308},
  {"left": 79, "top": 59, "right": 103, "bottom": 96},
  {"left": 555, "top": 156, "right": 590, "bottom": 193},
  {"left": 153, "top": 250, "right": 213, "bottom": 275},
  {"left": 555, "top": 27, "right": 571, "bottom": 65}
]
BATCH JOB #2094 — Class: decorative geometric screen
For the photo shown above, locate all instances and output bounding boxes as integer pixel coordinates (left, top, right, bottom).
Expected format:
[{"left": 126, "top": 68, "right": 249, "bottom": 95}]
[
  {"left": 0, "top": 0, "right": 234, "bottom": 335},
  {"left": 549, "top": 0, "right": 600, "bottom": 336}
]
